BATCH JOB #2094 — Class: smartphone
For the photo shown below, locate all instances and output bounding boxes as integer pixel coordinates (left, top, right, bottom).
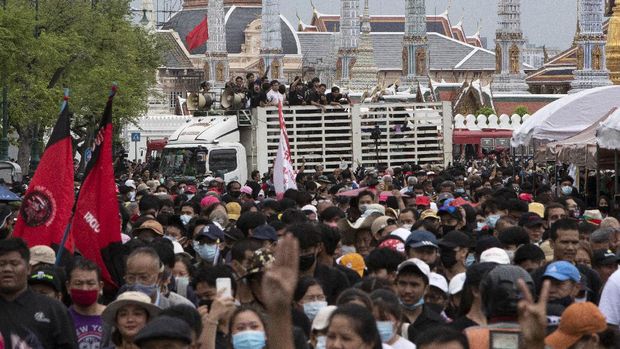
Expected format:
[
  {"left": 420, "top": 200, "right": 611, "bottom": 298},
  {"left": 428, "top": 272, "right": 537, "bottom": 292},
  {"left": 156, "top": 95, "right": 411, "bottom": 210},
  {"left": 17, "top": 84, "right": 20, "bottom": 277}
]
[{"left": 216, "top": 277, "right": 232, "bottom": 298}]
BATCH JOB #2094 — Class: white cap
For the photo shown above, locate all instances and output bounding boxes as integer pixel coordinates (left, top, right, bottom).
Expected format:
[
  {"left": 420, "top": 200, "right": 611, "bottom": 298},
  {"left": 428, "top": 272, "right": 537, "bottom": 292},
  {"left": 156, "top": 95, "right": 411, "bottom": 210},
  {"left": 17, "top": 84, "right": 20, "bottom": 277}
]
[
  {"left": 124, "top": 179, "right": 136, "bottom": 189},
  {"left": 397, "top": 258, "right": 430, "bottom": 279},
  {"left": 448, "top": 272, "right": 466, "bottom": 295},
  {"left": 389, "top": 228, "right": 411, "bottom": 242},
  {"left": 301, "top": 204, "right": 318, "bottom": 214},
  {"left": 480, "top": 247, "right": 510, "bottom": 265},
  {"left": 429, "top": 272, "right": 448, "bottom": 293}
]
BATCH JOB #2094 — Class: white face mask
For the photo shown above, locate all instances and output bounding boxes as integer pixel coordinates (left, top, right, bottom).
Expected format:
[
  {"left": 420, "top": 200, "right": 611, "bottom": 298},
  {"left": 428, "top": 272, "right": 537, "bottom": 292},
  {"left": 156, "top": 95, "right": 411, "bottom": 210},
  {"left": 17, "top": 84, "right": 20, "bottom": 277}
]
[
  {"left": 401, "top": 224, "right": 413, "bottom": 231},
  {"left": 180, "top": 214, "right": 192, "bottom": 225},
  {"left": 129, "top": 191, "right": 136, "bottom": 201}
]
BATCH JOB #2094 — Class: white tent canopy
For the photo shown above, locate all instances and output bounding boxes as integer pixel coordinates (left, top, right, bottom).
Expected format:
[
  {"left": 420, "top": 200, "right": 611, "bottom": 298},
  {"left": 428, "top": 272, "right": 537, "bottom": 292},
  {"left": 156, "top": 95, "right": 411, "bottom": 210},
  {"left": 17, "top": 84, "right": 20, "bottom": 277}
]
[
  {"left": 511, "top": 85, "right": 620, "bottom": 147},
  {"left": 597, "top": 108, "right": 620, "bottom": 150}
]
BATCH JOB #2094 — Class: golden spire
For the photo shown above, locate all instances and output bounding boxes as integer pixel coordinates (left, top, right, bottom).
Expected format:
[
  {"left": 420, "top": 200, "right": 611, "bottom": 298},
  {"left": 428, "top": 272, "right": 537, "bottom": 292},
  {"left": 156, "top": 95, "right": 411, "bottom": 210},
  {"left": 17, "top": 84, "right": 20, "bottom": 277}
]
[{"left": 607, "top": 3, "right": 620, "bottom": 84}]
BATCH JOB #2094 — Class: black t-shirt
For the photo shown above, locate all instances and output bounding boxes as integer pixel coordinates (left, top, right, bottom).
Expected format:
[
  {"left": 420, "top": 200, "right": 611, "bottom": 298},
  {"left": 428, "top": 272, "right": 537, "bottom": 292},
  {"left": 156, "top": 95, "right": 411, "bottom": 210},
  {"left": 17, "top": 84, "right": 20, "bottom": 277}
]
[
  {"left": 0, "top": 288, "right": 78, "bottom": 349},
  {"left": 326, "top": 92, "right": 343, "bottom": 105},
  {"left": 305, "top": 88, "right": 324, "bottom": 105},
  {"left": 407, "top": 304, "right": 446, "bottom": 343},
  {"left": 289, "top": 90, "right": 306, "bottom": 106},
  {"left": 250, "top": 91, "right": 267, "bottom": 108},
  {"left": 450, "top": 316, "right": 480, "bottom": 332}
]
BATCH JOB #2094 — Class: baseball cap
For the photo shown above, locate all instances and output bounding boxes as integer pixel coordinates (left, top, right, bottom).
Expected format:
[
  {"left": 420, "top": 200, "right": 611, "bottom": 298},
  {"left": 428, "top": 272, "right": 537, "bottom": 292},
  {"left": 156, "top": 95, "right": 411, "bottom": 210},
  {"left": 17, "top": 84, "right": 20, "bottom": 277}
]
[
  {"left": 419, "top": 209, "right": 439, "bottom": 220},
  {"left": 437, "top": 192, "right": 454, "bottom": 203},
  {"left": 592, "top": 249, "right": 620, "bottom": 266},
  {"left": 439, "top": 231, "right": 471, "bottom": 249},
  {"left": 240, "top": 185, "right": 253, "bottom": 196},
  {"left": 448, "top": 272, "right": 466, "bottom": 295},
  {"left": 337, "top": 253, "right": 366, "bottom": 277},
  {"left": 480, "top": 247, "right": 510, "bottom": 265},
  {"left": 29, "top": 245, "right": 56, "bottom": 266},
  {"left": 124, "top": 179, "right": 136, "bottom": 189},
  {"left": 429, "top": 272, "right": 448, "bottom": 293},
  {"left": 226, "top": 202, "right": 241, "bottom": 220},
  {"left": 389, "top": 228, "right": 411, "bottom": 243},
  {"left": 134, "top": 220, "right": 164, "bottom": 236},
  {"left": 197, "top": 223, "right": 225, "bottom": 241},
  {"left": 545, "top": 302, "right": 607, "bottom": 349},
  {"left": 312, "top": 305, "right": 337, "bottom": 331},
  {"left": 371, "top": 216, "right": 396, "bottom": 235},
  {"left": 519, "top": 212, "right": 544, "bottom": 227},
  {"left": 135, "top": 316, "right": 192, "bottom": 346},
  {"left": 28, "top": 268, "right": 62, "bottom": 292},
  {"left": 583, "top": 210, "right": 603, "bottom": 225},
  {"left": 377, "top": 238, "right": 405, "bottom": 253},
  {"left": 415, "top": 196, "right": 431, "bottom": 206},
  {"left": 397, "top": 258, "right": 430, "bottom": 282},
  {"left": 528, "top": 202, "right": 545, "bottom": 218},
  {"left": 251, "top": 224, "right": 278, "bottom": 242},
  {"left": 405, "top": 230, "right": 439, "bottom": 249},
  {"left": 543, "top": 261, "right": 581, "bottom": 282},
  {"left": 185, "top": 185, "right": 197, "bottom": 194},
  {"left": 200, "top": 195, "right": 220, "bottom": 208}
]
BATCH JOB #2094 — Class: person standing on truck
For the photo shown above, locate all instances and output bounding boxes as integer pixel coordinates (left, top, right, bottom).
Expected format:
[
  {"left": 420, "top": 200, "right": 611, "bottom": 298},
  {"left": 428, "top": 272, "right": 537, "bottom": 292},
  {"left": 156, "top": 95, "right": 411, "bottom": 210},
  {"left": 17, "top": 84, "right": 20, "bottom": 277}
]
[
  {"left": 250, "top": 82, "right": 267, "bottom": 108},
  {"left": 267, "top": 80, "right": 285, "bottom": 106}
]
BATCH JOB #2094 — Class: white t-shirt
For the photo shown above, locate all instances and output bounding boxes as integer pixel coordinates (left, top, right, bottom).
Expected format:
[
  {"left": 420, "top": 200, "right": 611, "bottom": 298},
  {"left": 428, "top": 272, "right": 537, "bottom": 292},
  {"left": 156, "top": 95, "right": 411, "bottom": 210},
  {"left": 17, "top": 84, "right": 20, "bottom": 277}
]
[
  {"left": 599, "top": 268, "right": 620, "bottom": 326},
  {"left": 267, "top": 89, "right": 284, "bottom": 105},
  {"left": 390, "top": 336, "right": 417, "bottom": 349}
]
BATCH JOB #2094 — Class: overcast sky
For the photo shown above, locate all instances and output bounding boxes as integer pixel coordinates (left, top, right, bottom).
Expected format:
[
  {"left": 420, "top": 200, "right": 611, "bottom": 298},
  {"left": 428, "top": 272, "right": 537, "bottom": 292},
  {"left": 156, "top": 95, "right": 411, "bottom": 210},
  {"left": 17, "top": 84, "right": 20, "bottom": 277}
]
[{"left": 141, "top": 0, "right": 578, "bottom": 50}]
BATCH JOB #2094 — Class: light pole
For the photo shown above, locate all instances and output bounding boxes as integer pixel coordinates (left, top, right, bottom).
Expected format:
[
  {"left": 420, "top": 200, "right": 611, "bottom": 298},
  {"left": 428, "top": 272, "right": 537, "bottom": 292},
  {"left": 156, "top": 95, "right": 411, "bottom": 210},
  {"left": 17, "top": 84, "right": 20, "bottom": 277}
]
[{"left": 29, "top": 0, "right": 41, "bottom": 173}]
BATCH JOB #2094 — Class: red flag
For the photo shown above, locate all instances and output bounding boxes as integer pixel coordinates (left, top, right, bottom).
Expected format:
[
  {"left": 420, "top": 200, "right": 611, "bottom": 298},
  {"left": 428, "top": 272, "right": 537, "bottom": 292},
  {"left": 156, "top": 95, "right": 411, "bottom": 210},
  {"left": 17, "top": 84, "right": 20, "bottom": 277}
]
[
  {"left": 69, "top": 86, "right": 121, "bottom": 287},
  {"left": 14, "top": 93, "right": 74, "bottom": 251},
  {"left": 186, "top": 16, "right": 209, "bottom": 51},
  {"left": 273, "top": 102, "right": 297, "bottom": 198}
]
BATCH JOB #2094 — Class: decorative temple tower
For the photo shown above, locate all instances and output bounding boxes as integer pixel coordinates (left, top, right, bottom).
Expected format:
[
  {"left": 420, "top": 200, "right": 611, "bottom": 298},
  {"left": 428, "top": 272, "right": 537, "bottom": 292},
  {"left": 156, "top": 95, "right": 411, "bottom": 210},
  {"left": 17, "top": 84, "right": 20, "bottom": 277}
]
[
  {"left": 607, "top": 1, "right": 620, "bottom": 84},
  {"left": 336, "top": 0, "right": 359, "bottom": 88},
  {"left": 571, "top": 0, "right": 611, "bottom": 92},
  {"left": 348, "top": 0, "right": 379, "bottom": 92},
  {"left": 204, "top": 0, "right": 229, "bottom": 86},
  {"left": 491, "top": 0, "right": 529, "bottom": 93},
  {"left": 402, "top": 0, "right": 429, "bottom": 89},
  {"left": 260, "top": 0, "right": 284, "bottom": 81}
]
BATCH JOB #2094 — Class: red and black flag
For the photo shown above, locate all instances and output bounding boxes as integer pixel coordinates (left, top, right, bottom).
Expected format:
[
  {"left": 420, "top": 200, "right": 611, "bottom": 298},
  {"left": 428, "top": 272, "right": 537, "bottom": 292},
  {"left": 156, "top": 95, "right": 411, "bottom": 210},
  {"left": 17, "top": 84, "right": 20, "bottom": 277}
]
[
  {"left": 186, "top": 15, "right": 209, "bottom": 51},
  {"left": 14, "top": 91, "right": 75, "bottom": 251},
  {"left": 69, "top": 86, "right": 122, "bottom": 287}
]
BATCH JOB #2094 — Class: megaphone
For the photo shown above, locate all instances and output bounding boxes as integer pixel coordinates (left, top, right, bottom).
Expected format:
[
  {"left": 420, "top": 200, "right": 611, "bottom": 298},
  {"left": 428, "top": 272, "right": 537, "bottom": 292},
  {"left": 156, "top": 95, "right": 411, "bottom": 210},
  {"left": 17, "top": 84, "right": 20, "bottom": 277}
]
[
  {"left": 220, "top": 90, "right": 246, "bottom": 110},
  {"left": 187, "top": 92, "right": 206, "bottom": 111}
]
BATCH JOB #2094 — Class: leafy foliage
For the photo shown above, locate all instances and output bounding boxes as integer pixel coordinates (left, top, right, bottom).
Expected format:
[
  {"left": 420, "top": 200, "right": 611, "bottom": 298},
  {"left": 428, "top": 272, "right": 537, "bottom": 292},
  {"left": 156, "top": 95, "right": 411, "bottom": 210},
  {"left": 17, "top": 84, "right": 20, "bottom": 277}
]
[
  {"left": 514, "top": 105, "right": 529, "bottom": 116},
  {"left": 475, "top": 106, "right": 496, "bottom": 116}
]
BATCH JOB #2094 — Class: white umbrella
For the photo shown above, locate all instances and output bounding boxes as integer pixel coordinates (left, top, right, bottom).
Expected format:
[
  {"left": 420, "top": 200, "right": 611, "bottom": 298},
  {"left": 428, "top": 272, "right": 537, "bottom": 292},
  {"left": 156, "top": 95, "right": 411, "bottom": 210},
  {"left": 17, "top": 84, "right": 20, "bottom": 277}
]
[
  {"left": 597, "top": 108, "right": 620, "bottom": 150},
  {"left": 511, "top": 85, "right": 620, "bottom": 147}
]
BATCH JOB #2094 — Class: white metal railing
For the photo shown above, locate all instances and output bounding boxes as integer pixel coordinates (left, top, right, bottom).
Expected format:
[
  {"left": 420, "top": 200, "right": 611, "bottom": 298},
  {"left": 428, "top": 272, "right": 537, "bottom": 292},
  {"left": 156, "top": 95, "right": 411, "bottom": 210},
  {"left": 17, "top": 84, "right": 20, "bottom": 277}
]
[{"left": 254, "top": 102, "right": 452, "bottom": 174}]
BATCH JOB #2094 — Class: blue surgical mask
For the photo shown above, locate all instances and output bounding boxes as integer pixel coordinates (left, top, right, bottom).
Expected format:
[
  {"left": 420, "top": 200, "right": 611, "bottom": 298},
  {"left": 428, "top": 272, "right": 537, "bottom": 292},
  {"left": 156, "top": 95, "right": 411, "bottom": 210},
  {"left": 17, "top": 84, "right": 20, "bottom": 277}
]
[
  {"left": 127, "top": 282, "right": 158, "bottom": 299},
  {"left": 180, "top": 214, "right": 192, "bottom": 225},
  {"left": 376, "top": 321, "right": 394, "bottom": 343},
  {"left": 476, "top": 222, "right": 486, "bottom": 231},
  {"left": 487, "top": 214, "right": 501, "bottom": 228},
  {"left": 455, "top": 188, "right": 465, "bottom": 194},
  {"left": 465, "top": 253, "right": 475, "bottom": 267},
  {"left": 303, "top": 301, "right": 327, "bottom": 321},
  {"left": 193, "top": 241, "right": 219, "bottom": 263},
  {"left": 400, "top": 297, "right": 424, "bottom": 311},
  {"left": 232, "top": 330, "right": 266, "bottom": 349},
  {"left": 315, "top": 335, "right": 326, "bottom": 349},
  {"left": 561, "top": 185, "right": 572, "bottom": 196}
]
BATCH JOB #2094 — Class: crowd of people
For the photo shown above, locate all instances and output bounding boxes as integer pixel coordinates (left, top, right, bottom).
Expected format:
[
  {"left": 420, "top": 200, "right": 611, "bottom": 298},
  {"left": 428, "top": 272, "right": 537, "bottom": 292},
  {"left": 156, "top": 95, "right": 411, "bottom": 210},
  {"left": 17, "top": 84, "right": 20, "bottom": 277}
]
[{"left": 2, "top": 155, "right": 620, "bottom": 349}]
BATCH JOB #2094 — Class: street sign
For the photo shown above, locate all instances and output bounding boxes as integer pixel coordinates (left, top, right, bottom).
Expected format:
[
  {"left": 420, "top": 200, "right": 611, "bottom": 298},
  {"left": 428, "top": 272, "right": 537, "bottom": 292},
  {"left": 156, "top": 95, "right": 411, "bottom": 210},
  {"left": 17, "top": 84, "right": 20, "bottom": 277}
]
[{"left": 131, "top": 132, "right": 141, "bottom": 142}]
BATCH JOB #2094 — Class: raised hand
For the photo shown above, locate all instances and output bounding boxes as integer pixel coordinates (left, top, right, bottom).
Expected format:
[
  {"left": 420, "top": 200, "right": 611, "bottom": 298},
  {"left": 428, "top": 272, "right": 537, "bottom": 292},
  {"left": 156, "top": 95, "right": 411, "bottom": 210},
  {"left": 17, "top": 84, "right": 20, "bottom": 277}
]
[
  {"left": 517, "top": 279, "right": 550, "bottom": 349},
  {"left": 261, "top": 233, "right": 299, "bottom": 311}
]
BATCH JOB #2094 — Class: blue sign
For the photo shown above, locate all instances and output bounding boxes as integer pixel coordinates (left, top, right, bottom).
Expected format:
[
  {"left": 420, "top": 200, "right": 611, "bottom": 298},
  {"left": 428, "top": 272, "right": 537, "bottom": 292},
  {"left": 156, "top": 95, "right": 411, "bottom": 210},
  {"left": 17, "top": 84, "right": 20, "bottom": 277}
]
[{"left": 131, "top": 132, "right": 141, "bottom": 142}]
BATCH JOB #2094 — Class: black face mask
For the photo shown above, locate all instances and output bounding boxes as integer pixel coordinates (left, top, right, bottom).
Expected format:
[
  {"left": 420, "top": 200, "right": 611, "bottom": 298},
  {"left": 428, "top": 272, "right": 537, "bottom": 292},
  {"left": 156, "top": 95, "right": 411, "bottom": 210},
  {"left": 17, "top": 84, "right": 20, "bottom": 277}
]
[
  {"left": 599, "top": 206, "right": 609, "bottom": 214},
  {"left": 441, "top": 225, "right": 457, "bottom": 234},
  {"left": 549, "top": 296, "right": 574, "bottom": 309},
  {"left": 198, "top": 298, "right": 213, "bottom": 309},
  {"left": 299, "top": 254, "right": 316, "bottom": 271},
  {"left": 230, "top": 191, "right": 241, "bottom": 198},
  {"left": 440, "top": 249, "right": 458, "bottom": 269}
]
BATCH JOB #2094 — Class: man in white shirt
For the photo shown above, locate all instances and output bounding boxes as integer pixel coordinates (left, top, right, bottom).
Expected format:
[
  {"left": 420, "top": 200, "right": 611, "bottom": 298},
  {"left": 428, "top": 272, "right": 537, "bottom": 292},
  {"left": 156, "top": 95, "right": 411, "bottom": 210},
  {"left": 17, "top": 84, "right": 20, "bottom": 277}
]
[
  {"left": 599, "top": 268, "right": 620, "bottom": 327},
  {"left": 266, "top": 80, "right": 284, "bottom": 106}
]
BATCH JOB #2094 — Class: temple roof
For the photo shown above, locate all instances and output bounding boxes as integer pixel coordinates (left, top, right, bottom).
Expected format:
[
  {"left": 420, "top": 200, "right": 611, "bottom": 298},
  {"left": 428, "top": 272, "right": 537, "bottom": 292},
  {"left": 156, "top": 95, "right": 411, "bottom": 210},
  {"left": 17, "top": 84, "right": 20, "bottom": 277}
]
[{"left": 162, "top": 6, "right": 300, "bottom": 55}]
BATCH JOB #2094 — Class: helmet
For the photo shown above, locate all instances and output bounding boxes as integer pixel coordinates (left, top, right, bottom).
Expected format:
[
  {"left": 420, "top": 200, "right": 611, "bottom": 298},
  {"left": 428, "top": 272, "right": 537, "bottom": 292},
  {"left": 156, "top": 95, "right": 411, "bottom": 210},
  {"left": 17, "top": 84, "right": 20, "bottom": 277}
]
[{"left": 480, "top": 265, "right": 534, "bottom": 319}]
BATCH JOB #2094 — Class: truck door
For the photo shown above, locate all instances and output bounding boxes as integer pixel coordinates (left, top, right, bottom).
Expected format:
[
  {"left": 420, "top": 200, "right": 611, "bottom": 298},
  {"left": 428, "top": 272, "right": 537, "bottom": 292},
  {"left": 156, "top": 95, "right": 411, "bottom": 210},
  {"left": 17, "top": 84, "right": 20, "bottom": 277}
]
[{"left": 208, "top": 148, "right": 242, "bottom": 183}]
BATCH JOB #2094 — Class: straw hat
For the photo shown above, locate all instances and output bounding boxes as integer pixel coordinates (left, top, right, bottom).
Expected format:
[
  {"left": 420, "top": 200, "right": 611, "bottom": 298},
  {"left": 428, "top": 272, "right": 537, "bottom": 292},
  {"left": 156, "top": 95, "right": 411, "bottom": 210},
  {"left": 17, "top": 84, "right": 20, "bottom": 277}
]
[{"left": 101, "top": 291, "right": 160, "bottom": 326}]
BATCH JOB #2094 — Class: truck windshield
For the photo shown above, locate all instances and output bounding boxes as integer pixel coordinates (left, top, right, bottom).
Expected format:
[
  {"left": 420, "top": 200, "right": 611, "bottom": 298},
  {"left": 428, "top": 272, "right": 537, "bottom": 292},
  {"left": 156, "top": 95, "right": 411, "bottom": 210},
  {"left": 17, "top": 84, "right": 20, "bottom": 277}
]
[{"left": 160, "top": 148, "right": 207, "bottom": 177}]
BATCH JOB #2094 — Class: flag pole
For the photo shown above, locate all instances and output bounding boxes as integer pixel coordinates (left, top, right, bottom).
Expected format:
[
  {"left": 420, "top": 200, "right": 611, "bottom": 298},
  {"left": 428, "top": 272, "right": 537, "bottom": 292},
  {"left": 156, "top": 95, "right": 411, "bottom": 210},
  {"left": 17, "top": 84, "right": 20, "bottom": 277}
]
[
  {"left": 55, "top": 88, "right": 73, "bottom": 265},
  {"left": 55, "top": 85, "right": 118, "bottom": 265}
]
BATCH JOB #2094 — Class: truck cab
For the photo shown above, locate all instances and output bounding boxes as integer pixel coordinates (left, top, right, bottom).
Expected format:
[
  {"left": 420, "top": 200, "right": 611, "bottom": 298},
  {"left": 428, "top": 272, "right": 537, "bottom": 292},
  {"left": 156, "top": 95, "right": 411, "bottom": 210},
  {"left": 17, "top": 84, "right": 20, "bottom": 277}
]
[{"left": 160, "top": 115, "right": 248, "bottom": 183}]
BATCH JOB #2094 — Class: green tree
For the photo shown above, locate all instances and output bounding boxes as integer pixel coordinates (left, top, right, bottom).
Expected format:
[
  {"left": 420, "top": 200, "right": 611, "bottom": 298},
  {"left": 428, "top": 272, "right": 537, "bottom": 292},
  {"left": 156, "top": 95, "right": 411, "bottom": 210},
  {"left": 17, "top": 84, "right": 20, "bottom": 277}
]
[
  {"left": 475, "top": 106, "right": 496, "bottom": 116},
  {"left": 514, "top": 105, "right": 529, "bottom": 116},
  {"left": 0, "top": 0, "right": 161, "bottom": 173}
]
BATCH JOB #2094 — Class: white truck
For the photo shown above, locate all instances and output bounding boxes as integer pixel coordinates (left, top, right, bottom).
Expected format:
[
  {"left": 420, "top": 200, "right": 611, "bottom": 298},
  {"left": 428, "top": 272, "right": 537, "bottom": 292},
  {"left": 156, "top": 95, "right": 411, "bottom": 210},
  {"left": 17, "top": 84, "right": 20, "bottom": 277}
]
[{"left": 159, "top": 102, "right": 453, "bottom": 183}]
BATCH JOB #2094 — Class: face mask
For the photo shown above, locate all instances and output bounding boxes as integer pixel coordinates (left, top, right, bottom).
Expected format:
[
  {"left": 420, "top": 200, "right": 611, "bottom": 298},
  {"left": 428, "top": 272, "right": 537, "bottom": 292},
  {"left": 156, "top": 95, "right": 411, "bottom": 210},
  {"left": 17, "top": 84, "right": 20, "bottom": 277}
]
[
  {"left": 193, "top": 241, "right": 219, "bottom": 263},
  {"left": 465, "top": 253, "right": 475, "bottom": 267},
  {"left": 440, "top": 249, "right": 458, "bottom": 269},
  {"left": 487, "top": 214, "right": 501, "bottom": 228},
  {"left": 561, "top": 185, "right": 572, "bottom": 196},
  {"left": 299, "top": 254, "right": 316, "bottom": 271},
  {"left": 127, "top": 282, "right": 159, "bottom": 299},
  {"left": 359, "top": 204, "right": 368, "bottom": 214},
  {"left": 180, "top": 214, "right": 192, "bottom": 225},
  {"left": 549, "top": 296, "right": 574, "bottom": 308},
  {"left": 315, "top": 336, "right": 326, "bottom": 349},
  {"left": 303, "top": 301, "right": 327, "bottom": 321},
  {"left": 400, "top": 297, "right": 424, "bottom": 311},
  {"left": 70, "top": 288, "right": 99, "bottom": 307},
  {"left": 177, "top": 188, "right": 185, "bottom": 195},
  {"left": 230, "top": 191, "right": 241, "bottom": 198},
  {"left": 232, "top": 330, "right": 266, "bottom": 349},
  {"left": 340, "top": 245, "right": 356, "bottom": 255},
  {"left": 401, "top": 224, "right": 413, "bottom": 231},
  {"left": 455, "top": 188, "right": 465, "bottom": 194},
  {"left": 376, "top": 321, "right": 394, "bottom": 343},
  {"left": 441, "top": 224, "right": 457, "bottom": 234},
  {"left": 186, "top": 194, "right": 195, "bottom": 201},
  {"left": 599, "top": 206, "right": 609, "bottom": 213},
  {"left": 476, "top": 222, "right": 486, "bottom": 231}
]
